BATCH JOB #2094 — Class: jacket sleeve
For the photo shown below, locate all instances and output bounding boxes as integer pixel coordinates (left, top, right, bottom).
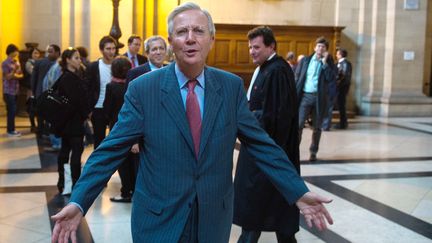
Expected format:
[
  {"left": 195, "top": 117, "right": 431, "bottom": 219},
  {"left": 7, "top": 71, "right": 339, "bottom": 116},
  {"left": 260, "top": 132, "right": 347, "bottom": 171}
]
[{"left": 236, "top": 78, "right": 308, "bottom": 205}]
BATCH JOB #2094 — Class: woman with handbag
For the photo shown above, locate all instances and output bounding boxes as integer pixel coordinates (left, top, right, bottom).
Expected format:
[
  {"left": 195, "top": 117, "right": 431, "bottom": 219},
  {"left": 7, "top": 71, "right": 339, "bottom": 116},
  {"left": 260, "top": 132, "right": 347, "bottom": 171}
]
[{"left": 55, "top": 48, "right": 90, "bottom": 194}]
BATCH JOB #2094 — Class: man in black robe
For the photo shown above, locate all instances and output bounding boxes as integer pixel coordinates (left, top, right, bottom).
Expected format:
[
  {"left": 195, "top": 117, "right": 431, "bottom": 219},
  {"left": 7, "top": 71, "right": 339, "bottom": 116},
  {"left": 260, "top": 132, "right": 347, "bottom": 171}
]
[{"left": 233, "top": 26, "right": 300, "bottom": 243}]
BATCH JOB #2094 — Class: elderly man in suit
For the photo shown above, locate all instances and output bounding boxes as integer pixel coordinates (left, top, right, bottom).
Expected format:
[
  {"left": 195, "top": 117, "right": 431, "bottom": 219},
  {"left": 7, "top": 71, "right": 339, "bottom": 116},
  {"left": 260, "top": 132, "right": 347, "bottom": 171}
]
[
  {"left": 126, "top": 35, "right": 167, "bottom": 83},
  {"left": 124, "top": 35, "right": 147, "bottom": 68},
  {"left": 51, "top": 3, "right": 333, "bottom": 243}
]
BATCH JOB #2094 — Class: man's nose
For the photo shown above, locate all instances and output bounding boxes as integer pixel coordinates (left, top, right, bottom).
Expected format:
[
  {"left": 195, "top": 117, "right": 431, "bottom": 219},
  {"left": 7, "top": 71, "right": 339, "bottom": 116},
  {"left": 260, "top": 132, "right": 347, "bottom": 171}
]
[{"left": 185, "top": 30, "right": 196, "bottom": 42}]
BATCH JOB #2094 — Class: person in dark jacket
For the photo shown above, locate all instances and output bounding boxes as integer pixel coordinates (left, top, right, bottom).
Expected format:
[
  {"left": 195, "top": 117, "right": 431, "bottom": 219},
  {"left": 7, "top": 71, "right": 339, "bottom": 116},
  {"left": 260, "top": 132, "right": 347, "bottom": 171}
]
[
  {"left": 103, "top": 56, "right": 137, "bottom": 202},
  {"left": 56, "top": 48, "right": 90, "bottom": 194},
  {"left": 234, "top": 26, "right": 300, "bottom": 243},
  {"left": 334, "top": 47, "right": 352, "bottom": 129},
  {"left": 295, "top": 36, "right": 336, "bottom": 161}
]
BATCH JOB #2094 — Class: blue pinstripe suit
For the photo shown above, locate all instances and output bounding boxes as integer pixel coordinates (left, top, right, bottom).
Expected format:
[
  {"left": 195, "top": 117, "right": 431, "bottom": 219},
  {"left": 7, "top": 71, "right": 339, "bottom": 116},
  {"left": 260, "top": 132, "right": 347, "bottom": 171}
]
[{"left": 70, "top": 63, "right": 308, "bottom": 242}]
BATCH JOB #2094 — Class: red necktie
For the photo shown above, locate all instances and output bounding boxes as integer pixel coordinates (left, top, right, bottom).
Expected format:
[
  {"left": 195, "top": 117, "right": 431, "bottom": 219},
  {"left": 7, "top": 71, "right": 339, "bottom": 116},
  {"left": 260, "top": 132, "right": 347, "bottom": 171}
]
[
  {"left": 131, "top": 56, "right": 136, "bottom": 68},
  {"left": 186, "top": 80, "right": 202, "bottom": 159}
]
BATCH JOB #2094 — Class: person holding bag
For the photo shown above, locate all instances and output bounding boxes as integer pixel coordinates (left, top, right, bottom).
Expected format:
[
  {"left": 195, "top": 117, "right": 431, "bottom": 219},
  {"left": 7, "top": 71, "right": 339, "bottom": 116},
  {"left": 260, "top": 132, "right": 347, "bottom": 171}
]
[{"left": 55, "top": 48, "right": 91, "bottom": 195}]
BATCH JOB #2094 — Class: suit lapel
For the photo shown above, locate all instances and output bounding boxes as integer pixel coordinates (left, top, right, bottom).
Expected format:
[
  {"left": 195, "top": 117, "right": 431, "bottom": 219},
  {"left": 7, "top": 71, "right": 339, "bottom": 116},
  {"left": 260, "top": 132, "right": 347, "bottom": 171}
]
[
  {"left": 199, "top": 67, "right": 222, "bottom": 160},
  {"left": 160, "top": 64, "right": 195, "bottom": 155}
]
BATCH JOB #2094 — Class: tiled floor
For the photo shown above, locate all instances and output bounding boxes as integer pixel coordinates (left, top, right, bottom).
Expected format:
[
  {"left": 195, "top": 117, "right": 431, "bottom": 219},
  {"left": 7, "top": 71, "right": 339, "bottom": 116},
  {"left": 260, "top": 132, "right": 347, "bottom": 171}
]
[{"left": 0, "top": 116, "right": 431, "bottom": 242}]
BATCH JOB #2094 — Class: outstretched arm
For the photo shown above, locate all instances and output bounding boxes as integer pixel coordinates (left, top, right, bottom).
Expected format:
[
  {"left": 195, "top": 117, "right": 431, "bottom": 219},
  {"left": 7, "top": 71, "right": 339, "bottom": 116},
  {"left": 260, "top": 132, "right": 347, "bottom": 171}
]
[
  {"left": 51, "top": 204, "right": 83, "bottom": 243},
  {"left": 296, "top": 191, "right": 333, "bottom": 231}
]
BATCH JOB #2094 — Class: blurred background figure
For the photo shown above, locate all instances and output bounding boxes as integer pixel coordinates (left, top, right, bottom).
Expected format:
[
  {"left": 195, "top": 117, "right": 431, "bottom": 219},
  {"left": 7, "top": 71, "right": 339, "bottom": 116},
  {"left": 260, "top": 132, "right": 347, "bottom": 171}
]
[
  {"left": 334, "top": 47, "right": 352, "bottom": 129},
  {"left": 285, "top": 51, "right": 297, "bottom": 71},
  {"left": 102, "top": 56, "right": 136, "bottom": 202},
  {"left": 24, "top": 47, "right": 41, "bottom": 132},
  {"left": 123, "top": 35, "right": 147, "bottom": 68},
  {"left": 2, "top": 44, "right": 24, "bottom": 137},
  {"left": 55, "top": 48, "right": 90, "bottom": 194}
]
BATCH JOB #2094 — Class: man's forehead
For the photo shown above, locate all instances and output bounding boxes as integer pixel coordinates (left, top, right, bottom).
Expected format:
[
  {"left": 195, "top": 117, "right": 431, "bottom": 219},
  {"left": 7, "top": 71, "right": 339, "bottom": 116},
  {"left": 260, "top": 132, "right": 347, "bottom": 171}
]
[
  {"left": 150, "top": 39, "right": 164, "bottom": 47},
  {"left": 173, "top": 9, "right": 207, "bottom": 24}
]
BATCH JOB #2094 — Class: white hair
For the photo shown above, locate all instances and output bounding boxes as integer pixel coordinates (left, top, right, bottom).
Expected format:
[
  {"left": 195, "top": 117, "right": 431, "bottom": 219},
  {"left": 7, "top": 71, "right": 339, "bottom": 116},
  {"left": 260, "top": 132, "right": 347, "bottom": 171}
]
[{"left": 167, "top": 2, "right": 215, "bottom": 37}]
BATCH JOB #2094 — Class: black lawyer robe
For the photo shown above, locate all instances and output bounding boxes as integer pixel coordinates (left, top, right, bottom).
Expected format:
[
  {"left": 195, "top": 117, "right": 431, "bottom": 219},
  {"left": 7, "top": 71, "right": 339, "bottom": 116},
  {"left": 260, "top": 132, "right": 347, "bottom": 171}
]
[{"left": 233, "top": 55, "right": 300, "bottom": 235}]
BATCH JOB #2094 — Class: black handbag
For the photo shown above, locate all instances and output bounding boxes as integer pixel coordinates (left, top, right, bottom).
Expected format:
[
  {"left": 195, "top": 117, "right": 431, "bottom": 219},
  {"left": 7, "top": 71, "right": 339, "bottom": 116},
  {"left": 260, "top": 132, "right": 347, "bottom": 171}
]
[{"left": 36, "top": 77, "right": 74, "bottom": 135}]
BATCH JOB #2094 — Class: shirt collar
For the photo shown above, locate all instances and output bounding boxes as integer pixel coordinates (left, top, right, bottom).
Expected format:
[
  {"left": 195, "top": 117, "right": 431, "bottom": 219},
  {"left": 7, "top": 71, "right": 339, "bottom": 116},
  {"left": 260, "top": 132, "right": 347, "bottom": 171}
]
[
  {"left": 149, "top": 61, "right": 162, "bottom": 71},
  {"left": 175, "top": 63, "right": 205, "bottom": 90},
  {"left": 268, "top": 52, "right": 276, "bottom": 61},
  {"left": 338, "top": 57, "right": 346, "bottom": 63},
  {"left": 127, "top": 51, "right": 136, "bottom": 59}
]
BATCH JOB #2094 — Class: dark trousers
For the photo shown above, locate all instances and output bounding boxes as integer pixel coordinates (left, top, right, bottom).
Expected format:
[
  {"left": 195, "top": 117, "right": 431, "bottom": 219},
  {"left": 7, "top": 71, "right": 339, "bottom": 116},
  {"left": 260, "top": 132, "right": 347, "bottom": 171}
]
[
  {"left": 91, "top": 108, "right": 108, "bottom": 149},
  {"left": 178, "top": 198, "right": 199, "bottom": 243},
  {"left": 118, "top": 152, "right": 139, "bottom": 198},
  {"left": 298, "top": 93, "right": 322, "bottom": 155},
  {"left": 237, "top": 229, "right": 297, "bottom": 243},
  {"left": 3, "top": 94, "right": 17, "bottom": 133},
  {"left": 57, "top": 136, "right": 84, "bottom": 187},
  {"left": 337, "top": 84, "right": 350, "bottom": 128}
]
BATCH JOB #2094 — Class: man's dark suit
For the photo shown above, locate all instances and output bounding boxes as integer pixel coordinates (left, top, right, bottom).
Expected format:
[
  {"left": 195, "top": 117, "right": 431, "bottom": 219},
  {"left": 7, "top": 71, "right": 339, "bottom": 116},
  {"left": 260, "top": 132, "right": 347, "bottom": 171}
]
[
  {"left": 125, "top": 62, "right": 151, "bottom": 84},
  {"left": 336, "top": 58, "right": 352, "bottom": 128},
  {"left": 123, "top": 53, "right": 147, "bottom": 67},
  {"left": 70, "top": 63, "right": 309, "bottom": 242},
  {"left": 234, "top": 55, "right": 300, "bottom": 238},
  {"left": 31, "top": 57, "right": 56, "bottom": 133},
  {"left": 31, "top": 58, "right": 55, "bottom": 98},
  {"left": 85, "top": 60, "right": 108, "bottom": 149}
]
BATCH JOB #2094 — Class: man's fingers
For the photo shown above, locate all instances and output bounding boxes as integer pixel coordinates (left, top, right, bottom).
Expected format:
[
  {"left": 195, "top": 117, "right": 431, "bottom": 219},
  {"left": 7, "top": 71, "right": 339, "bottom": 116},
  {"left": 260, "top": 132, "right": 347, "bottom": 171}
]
[
  {"left": 51, "top": 222, "right": 60, "bottom": 243},
  {"left": 64, "top": 230, "right": 70, "bottom": 243},
  {"left": 58, "top": 227, "right": 66, "bottom": 243},
  {"left": 71, "top": 230, "right": 78, "bottom": 243},
  {"left": 321, "top": 206, "right": 334, "bottom": 225}
]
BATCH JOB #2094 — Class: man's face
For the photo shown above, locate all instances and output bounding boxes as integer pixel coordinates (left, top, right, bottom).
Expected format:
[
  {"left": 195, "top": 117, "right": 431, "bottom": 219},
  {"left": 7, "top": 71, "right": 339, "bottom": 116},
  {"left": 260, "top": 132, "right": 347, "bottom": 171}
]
[
  {"left": 314, "top": 43, "right": 327, "bottom": 57},
  {"left": 47, "top": 47, "right": 59, "bottom": 61},
  {"left": 249, "top": 36, "right": 275, "bottom": 66},
  {"left": 336, "top": 50, "right": 342, "bottom": 60},
  {"left": 101, "top": 42, "right": 117, "bottom": 63},
  {"left": 147, "top": 39, "right": 167, "bottom": 67},
  {"left": 168, "top": 9, "right": 214, "bottom": 71},
  {"left": 128, "top": 38, "right": 141, "bottom": 55}
]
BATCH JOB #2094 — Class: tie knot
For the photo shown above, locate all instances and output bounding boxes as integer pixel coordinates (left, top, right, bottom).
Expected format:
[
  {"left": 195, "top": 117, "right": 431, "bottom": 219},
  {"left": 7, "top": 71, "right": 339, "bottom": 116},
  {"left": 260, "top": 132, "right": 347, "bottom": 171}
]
[{"left": 187, "top": 79, "right": 198, "bottom": 91}]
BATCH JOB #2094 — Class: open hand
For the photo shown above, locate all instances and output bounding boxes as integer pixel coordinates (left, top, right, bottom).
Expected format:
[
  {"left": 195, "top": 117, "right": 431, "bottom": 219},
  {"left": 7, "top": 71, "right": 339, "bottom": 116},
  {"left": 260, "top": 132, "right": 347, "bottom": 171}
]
[
  {"left": 51, "top": 204, "right": 83, "bottom": 243},
  {"left": 296, "top": 191, "right": 333, "bottom": 231}
]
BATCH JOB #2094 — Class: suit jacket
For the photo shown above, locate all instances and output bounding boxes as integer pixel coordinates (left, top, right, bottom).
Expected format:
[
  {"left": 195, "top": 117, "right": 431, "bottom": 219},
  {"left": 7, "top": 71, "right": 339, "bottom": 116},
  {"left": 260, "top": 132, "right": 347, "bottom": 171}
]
[
  {"left": 125, "top": 62, "right": 151, "bottom": 84},
  {"left": 31, "top": 58, "right": 55, "bottom": 97},
  {"left": 85, "top": 60, "right": 104, "bottom": 109},
  {"left": 295, "top": 53, "right": 336, "bottom": 122},
  {"left": 103, "top": 81, "right": 127, "bottom": 128},
  {"left": 123, "top": 52, "right": 147, "bottom": 66},
  {"left": 233, "top": 55, "right": 300, "bottom": 235},
  {"left": 70, "top": 63, "right": 308, "bottom": 243},
  {"left": 337, "top": 58, "right": 352, "bottom": 88}
]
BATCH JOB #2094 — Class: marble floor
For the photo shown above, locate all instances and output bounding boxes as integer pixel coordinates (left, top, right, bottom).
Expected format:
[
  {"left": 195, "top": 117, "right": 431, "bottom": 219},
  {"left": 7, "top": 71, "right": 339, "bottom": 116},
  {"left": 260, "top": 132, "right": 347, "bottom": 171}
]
[{"left": 0, "top": 116, "right": 431, "bottom": 243}]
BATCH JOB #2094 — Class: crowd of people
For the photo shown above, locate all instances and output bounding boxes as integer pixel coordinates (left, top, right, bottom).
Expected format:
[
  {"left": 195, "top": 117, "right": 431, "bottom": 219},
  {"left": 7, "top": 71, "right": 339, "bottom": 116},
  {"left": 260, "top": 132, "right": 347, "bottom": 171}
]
[{"left": 1, "top": 2, "right": 356, "bottom": 242}]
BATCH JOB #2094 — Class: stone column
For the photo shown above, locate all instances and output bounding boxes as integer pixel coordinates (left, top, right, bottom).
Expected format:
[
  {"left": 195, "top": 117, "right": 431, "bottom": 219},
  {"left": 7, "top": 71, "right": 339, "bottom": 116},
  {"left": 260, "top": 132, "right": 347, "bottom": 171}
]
[{"left": 362, "top": 0, "right": 432, "bottom": 116}]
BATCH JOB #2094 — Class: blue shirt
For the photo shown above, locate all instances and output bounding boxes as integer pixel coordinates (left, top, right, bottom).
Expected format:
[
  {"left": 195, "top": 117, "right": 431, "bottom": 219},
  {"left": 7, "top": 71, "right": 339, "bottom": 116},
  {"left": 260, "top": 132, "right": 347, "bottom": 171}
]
[
  {"left": 175, "top": 64, "right": 205, "bottom": 119},
  {"left": 303, "top": 53, "right": 322, "bottom": 93}
]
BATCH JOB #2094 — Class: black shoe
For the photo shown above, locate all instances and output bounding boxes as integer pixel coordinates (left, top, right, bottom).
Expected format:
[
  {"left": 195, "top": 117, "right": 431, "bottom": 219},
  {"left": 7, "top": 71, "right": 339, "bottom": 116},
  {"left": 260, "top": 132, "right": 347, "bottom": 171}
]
[
  {"left": 333, "top": 124, "right": 347, "bottom": 129},
  {"left": 309, "top": 153, "right": 317, "bottom": 161},
  {"left": 110, "top": 195, "right": 132, "bottom": 203}
]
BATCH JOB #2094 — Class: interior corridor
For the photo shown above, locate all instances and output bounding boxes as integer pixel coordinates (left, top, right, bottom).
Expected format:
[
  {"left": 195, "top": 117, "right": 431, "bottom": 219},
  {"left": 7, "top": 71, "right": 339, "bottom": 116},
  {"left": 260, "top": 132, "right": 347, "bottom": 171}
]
[{"left": 0, "top": 116, "right": 431, "bottom": 242}]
